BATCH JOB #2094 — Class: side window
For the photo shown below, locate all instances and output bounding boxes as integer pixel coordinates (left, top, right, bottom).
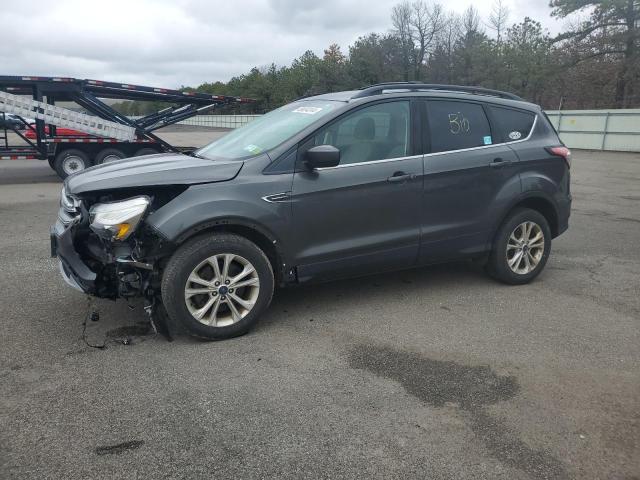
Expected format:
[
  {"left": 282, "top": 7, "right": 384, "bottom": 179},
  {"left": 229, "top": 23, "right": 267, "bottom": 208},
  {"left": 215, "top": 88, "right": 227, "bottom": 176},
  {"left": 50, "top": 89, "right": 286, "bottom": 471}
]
[
  {"left": 426, "top": 101, "right": 492, "bottom": 153},
  {"left": 308, "top": 101, "right": 410, "bottom": 165},
  {"left": 489, "top": 106, "right": 535, "bottom": 142}
]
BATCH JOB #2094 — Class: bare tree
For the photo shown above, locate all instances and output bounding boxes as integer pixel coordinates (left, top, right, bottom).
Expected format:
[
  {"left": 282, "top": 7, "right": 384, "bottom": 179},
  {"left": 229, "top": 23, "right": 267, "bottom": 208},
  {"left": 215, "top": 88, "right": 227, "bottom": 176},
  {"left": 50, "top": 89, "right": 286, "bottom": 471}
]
[
  {"left": 391, "top": 1, "right": 415, "bottom": 81},
  {"left": 439, "top": 12, "right": 462, "bottom": 49},
  {"left": 411, "top": 0, "right": 445, "bottom": 80},
  {"left": 487, "top": 0, "right": 510, "bottom": 45},
  {"left": 429, "top": 12, "right": 462, "bottom": 84},
  {"left": 461, "top": 5, "right": 482, "bottom": 37}
]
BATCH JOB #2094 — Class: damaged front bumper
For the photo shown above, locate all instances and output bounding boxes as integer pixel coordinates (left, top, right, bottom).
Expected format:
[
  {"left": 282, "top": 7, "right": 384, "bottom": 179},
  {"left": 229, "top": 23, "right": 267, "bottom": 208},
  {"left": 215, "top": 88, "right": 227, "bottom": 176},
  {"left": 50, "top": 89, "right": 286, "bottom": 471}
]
[
  {"left": 51, "top": 218, "right": 159, "bottom": 299},
  {"left": 51, "top": 186, "right": 175, "bottom": 300},
  {"left": 57, "top": 257, "right": 84, "bottom": 292},
  {"left": 51, "top": 222, "right": 97, "bottom": 294}
]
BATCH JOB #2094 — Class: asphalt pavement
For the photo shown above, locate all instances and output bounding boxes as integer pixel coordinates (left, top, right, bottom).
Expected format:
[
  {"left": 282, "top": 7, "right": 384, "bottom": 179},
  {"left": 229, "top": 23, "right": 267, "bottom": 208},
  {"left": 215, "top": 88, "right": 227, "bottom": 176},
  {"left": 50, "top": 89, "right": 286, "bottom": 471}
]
[{"left": 0, "top": 144, "right": 638, "bottom": 479}]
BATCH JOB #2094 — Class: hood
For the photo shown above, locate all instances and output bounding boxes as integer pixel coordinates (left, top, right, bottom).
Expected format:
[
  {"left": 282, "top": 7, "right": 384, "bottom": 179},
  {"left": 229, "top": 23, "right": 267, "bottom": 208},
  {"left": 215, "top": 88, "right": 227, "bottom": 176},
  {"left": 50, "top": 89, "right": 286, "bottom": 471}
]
[{"left": 66, "top": 153, "right": 243, "bottom": 194}]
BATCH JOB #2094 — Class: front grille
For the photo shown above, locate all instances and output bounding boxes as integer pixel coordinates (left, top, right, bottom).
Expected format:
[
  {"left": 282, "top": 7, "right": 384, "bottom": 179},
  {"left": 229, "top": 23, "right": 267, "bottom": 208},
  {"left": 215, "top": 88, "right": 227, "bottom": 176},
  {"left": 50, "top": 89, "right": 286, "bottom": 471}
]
[{"left": 58, "top": 187, "right": 82, "bottom": 226}]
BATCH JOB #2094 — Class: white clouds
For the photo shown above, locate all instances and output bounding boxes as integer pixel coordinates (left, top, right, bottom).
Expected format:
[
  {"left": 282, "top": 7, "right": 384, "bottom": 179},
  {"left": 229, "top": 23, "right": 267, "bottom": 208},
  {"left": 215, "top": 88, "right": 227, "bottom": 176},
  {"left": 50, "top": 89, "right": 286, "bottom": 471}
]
[{"left": 0, "top": 0, "right": 562, "bottom": 88}]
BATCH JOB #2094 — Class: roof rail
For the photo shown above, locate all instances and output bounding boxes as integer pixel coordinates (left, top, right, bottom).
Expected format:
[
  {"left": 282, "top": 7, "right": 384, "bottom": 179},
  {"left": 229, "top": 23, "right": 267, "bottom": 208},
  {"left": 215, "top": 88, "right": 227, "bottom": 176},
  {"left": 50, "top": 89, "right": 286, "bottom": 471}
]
[{"left": 352, "top": 82, "right": 523, "bottom": 101}]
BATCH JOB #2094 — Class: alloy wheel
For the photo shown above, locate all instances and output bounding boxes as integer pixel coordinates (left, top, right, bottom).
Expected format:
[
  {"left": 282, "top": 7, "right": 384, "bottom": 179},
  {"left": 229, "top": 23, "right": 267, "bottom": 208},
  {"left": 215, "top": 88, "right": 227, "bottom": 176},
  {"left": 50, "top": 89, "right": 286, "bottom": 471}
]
[
  {"left": 184, "top": 253, "right": 260, "bottom": 327},
  {"left": 506, "top": 221, "right": 545, "bottom": 274}
]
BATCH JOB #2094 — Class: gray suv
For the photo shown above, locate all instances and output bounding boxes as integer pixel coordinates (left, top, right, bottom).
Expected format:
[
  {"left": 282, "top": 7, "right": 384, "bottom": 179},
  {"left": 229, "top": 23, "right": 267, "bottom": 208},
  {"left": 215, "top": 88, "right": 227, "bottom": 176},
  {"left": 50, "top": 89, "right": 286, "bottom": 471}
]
[{"left": 51, "top": 83, "right": 572, "bottom": 339}]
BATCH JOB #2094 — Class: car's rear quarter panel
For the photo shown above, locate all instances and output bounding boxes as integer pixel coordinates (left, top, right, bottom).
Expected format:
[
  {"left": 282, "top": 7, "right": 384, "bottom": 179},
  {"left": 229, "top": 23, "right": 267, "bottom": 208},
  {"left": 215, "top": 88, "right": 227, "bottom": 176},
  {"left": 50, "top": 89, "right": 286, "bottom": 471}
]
[{"left": 508, "top": 118, "right": 572, "bottom": 234}]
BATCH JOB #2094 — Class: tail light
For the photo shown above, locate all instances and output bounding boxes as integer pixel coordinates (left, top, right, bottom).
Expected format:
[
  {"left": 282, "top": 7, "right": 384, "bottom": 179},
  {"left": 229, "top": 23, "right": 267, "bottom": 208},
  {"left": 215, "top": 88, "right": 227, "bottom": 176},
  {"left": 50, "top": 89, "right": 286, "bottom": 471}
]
[{"left": 546, "top": 146, "right": 571, "bottom": 169}]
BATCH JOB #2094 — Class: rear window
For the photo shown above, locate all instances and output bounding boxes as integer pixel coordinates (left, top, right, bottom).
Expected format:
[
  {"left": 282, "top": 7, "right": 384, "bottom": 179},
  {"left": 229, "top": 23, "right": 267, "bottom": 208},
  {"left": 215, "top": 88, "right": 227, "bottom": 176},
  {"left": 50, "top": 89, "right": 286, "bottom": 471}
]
[
  {"left": 426, "top": 101, "right": 492, "bottom": 153},
  {"left": 489, "top": 106, "right": 535, "bottom": 142}
]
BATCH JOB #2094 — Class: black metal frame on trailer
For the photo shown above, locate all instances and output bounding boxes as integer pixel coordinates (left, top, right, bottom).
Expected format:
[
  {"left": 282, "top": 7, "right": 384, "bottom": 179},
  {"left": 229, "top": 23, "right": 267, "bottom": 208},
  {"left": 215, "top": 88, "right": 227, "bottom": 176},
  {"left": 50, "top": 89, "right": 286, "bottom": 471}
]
[{"left": 0, "top": 76, "right": 253, "bottom": 173}]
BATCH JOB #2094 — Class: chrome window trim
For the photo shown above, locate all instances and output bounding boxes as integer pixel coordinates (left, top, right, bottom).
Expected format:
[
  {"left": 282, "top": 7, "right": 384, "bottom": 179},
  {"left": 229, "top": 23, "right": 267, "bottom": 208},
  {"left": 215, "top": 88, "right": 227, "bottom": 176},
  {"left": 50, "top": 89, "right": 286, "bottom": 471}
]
[
  {"left": 316, "top": 154, "right": 423, "bottom": 170},
  {"left": 313, "top": 115, "right": 537, "bottom": 170}
]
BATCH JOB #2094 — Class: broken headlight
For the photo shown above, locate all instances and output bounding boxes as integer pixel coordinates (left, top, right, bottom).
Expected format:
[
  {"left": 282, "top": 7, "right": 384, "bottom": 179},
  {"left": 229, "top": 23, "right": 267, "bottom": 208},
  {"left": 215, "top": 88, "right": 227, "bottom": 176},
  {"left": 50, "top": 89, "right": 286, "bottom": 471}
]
[{"left": 89, "top": 196, "right": 150, "bottom": 241}]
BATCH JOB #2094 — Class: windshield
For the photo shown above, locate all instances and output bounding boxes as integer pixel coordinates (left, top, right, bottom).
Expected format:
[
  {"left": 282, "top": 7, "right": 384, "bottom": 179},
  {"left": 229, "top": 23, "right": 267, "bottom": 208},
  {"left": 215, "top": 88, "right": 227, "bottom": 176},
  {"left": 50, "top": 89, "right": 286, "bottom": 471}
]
[{"left": 196, "top": 100, "right": 338, "bottom": 160}]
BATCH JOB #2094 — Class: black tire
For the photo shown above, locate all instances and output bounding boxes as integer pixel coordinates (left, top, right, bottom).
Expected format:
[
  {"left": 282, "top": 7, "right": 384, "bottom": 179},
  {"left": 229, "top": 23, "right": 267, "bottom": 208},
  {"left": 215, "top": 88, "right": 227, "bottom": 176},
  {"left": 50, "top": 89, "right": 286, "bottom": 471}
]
[
  {"left": 486, "top": 207, "right": 551, "bottom": 285},
  {"left": 134, "top": 147, "right": 160, "bottom": 157},
  {"left": 53, "top": 149, "right": 90, "bottom": 179},
  {"left": 95, "top": 148, "right": 126, "bottom": 165},
  {"left": 161, "top": 233, "right": 274, "bottom": 340}
]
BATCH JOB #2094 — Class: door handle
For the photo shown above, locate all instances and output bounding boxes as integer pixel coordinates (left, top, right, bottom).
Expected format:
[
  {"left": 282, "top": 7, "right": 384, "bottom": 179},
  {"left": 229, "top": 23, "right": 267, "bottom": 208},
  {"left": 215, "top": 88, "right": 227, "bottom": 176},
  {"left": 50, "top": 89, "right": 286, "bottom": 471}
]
[
  {"left": 387, "top": 172, "right": 415, "bottom": 183},
  {"left": 489, "top": 157, "right": 512, "bottom": 168}
]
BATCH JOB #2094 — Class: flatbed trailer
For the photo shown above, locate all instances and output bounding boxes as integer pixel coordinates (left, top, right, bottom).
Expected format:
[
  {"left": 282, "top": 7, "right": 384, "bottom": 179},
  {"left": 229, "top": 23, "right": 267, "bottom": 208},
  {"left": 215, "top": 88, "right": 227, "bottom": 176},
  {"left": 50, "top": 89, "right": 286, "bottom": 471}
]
[{"left": 0, "top": 76, "right": 252, "bottom": 178}]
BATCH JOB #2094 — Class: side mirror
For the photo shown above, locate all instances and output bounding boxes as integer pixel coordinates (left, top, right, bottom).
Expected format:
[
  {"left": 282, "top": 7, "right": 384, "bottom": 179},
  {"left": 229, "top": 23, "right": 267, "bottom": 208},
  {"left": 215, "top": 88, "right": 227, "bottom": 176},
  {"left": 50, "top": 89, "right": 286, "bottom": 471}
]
[{"left": 304, "top": 145, "right": 340, "bottom": 170}]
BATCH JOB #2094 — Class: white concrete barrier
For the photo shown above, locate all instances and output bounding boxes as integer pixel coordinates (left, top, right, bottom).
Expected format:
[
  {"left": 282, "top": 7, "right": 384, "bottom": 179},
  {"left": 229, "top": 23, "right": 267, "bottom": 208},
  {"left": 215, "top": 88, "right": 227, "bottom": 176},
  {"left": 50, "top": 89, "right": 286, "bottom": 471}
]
[
  {"left": 545, "top": 109, "right": 640, "bottom": 152},
  {"left": 177, "top": 114, "right": 262, "bottom": 129}
]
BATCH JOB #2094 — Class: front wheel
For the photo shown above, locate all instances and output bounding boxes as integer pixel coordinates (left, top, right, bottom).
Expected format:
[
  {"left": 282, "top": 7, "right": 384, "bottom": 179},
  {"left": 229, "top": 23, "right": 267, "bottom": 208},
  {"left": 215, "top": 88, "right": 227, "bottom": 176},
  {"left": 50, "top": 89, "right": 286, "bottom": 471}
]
[
  {"left": 486, "top": 208, "right": 551, "bottom": 285},
  {"left": 161, "top": 233, "right": 274, "bottom": 340}
]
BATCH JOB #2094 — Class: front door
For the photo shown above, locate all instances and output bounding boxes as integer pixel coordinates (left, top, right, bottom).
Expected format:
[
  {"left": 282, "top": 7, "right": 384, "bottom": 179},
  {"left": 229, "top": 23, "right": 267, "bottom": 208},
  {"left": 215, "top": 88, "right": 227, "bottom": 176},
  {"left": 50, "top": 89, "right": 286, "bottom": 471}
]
[{"left": 291, "top": 100, "right": 423, "bottom": 282}]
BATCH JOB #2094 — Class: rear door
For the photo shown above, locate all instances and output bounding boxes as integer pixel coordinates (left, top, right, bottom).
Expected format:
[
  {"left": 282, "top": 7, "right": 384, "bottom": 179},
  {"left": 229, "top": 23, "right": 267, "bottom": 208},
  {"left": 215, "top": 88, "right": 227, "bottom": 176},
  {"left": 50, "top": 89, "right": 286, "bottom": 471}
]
[
  {"left": 419, "top": 99, "right": 520, "bottom": 262},
  {"left": 291, "top": 99, "right": 424, "bottom": 282}
]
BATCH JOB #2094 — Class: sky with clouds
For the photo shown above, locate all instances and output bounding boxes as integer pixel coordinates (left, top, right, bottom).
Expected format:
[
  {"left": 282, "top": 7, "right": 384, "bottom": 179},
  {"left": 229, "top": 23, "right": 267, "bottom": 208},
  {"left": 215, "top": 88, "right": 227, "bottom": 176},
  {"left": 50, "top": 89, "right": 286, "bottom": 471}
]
[{"left": 0, "top": 0, "right": 568, "bottom": 89}]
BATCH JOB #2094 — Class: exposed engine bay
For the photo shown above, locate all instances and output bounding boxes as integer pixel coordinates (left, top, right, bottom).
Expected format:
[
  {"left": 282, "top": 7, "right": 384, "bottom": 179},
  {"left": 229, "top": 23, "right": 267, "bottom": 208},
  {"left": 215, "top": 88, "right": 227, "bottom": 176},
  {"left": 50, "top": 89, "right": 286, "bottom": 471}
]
[{"left": 53, "top": 185, "right": 186, "bottom": 301}]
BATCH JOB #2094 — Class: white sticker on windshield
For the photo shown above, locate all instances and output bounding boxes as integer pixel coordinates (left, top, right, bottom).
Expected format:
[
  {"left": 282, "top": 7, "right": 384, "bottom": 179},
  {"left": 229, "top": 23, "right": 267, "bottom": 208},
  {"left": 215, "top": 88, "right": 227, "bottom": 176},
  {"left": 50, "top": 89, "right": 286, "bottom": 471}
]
[
  {"left": 244, "top": 144, "right": 262, "bottom": 154},
  {"left": 292, "top": 106, "right": 323, "bottom": 115}
]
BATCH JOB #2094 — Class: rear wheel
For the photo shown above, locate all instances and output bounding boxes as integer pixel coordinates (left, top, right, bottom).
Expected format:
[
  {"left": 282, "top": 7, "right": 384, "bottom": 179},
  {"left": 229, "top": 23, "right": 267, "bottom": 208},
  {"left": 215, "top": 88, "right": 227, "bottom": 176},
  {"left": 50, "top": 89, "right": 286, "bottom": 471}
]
[
  {"left": 54, "top": 149, "right": 90, "bottom": 179},
  {"left": 95, "top": 148, "right": 126, "bottom": 164},
  {"left": 161, "top": 233, "right": 274, "bottom": 340},
  {"left": 486, "top": 208, "right": 551, "bottom": 285}
]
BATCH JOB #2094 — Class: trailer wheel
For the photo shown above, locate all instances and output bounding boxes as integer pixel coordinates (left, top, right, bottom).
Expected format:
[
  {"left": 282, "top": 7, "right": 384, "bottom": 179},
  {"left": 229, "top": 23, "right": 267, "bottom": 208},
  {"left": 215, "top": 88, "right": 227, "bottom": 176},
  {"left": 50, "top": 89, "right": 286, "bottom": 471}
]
[
  {"left": 54, "top": 149, "right": 90, "bottom": 179},
  {"left": 134, "top": 147, "right": 160, "bottom": 157},
  {"left": 95, "top": 148, "right": 127, "bottom": 164}
]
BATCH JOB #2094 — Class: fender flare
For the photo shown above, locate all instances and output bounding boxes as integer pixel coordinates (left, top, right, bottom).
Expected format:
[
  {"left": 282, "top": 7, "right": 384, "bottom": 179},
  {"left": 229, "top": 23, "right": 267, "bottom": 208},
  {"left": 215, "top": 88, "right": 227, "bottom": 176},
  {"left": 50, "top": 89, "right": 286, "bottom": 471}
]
[
  {"left": 173, "top": 215, "right": 282, "bottom": 247},
  {"left": 492, "top": 190, "right": 560, "bottom": 239},
  {"left": 169, "top": 216, "right": 293, "bottom": 283}
]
